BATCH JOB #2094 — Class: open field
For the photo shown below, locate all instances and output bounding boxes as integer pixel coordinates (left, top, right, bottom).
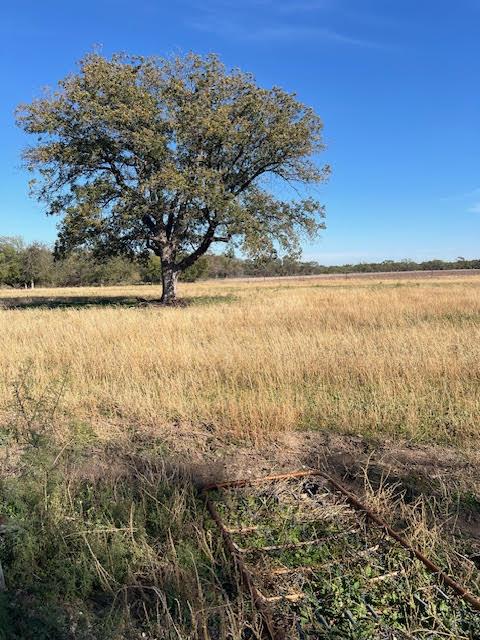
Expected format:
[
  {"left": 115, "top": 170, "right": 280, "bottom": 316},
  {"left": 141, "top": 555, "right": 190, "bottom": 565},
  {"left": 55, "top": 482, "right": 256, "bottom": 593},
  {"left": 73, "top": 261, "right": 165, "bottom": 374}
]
[
  {"left": 1, "top": 274, "right": 480, "bottom": 445},
  {"left": 215, "top": 268, "right": 480, "bottom": 282},
  {"left": 1, "top": 275, "right": 480, "bottom": 638}
]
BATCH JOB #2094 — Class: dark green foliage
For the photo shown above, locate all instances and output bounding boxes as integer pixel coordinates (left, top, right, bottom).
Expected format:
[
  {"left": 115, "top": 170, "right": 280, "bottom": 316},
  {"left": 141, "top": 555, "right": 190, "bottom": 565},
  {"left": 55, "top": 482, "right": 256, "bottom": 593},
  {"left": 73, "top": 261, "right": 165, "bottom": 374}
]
[
  {"left": 0, "top": 238, "right": 27, "bottom": 287},
  {"left": 206, "top": 255, "right": 480, "bottom": 278},
  {"left": 179, "top": 255, "right": 209, "bottom": 282},
  {"left": 0, "top": 239, "right": 143, "bottom": 288},
  {"left": 139, "top": 254, "right": 161, "bottom": 284}
]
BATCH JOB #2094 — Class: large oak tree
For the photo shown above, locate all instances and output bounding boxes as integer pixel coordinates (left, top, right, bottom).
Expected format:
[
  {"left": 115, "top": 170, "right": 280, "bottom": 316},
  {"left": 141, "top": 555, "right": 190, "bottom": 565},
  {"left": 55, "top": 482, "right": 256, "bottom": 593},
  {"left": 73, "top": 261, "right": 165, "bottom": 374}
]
[{"left": 17, "top": 52, "right": 329, "bottom": 303}]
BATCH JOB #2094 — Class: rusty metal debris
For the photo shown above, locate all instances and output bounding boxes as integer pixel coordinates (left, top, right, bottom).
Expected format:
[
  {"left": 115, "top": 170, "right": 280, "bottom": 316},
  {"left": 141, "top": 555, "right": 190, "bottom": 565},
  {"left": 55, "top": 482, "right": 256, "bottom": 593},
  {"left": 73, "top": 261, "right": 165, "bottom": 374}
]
[
  {"left": 202, "top": 468, "right": 480, "bottom": 640},
  {"left": 203, "top": 491, "right": 280, "bottom": 639}
]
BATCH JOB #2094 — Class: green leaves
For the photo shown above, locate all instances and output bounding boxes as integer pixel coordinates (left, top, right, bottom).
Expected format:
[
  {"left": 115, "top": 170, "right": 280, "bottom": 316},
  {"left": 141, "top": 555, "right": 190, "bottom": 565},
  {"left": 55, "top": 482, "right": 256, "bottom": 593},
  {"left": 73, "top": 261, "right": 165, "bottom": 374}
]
[{"left": 17, "top": 51, "right": 328, "bottom": 300}]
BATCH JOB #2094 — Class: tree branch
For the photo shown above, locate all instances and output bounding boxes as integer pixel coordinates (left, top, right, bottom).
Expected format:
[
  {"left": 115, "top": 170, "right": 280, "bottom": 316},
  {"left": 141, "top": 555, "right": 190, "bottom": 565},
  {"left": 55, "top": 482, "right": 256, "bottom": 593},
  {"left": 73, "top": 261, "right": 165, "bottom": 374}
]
[
  {"left": 141, "top": 214, "right": 157, "bottom": 233},
  {"left": 175, "top": 221, "right": 216, "bottom": 271}
]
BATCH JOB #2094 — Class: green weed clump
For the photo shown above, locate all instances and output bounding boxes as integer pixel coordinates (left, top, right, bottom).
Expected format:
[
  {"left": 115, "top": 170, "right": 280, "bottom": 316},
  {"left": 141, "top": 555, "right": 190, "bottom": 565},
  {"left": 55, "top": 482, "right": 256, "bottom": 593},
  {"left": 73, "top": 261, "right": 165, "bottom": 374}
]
[
  {"left": 209, "top": 480, "right": 480, "bottom": 639},
  {"left": 0, "top": 431, "right": 262, "bottom": 640}
]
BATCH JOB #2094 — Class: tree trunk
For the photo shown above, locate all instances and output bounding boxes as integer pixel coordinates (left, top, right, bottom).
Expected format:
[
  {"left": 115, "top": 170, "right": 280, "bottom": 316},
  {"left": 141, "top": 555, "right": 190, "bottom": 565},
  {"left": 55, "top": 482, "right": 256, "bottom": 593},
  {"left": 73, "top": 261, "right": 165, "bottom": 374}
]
[{"left": 160, "top": 265, "right": 178, "bottom": 305}]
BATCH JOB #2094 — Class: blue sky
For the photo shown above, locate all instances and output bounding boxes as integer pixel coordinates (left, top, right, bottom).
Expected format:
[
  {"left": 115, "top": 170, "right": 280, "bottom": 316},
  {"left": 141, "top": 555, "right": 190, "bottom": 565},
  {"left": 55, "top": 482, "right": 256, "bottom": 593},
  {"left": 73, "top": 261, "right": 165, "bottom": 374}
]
[{"left": 0, "top": 0, "right": 479, "bottom": 265}]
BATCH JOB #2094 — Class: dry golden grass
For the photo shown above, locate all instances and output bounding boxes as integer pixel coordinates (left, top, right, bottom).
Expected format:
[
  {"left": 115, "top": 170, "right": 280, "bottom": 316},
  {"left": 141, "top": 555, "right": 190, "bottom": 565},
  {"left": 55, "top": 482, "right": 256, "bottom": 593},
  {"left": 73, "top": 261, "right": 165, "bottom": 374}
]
[{"left": 1, "top": 275, "right": 480, "bottom": 446}]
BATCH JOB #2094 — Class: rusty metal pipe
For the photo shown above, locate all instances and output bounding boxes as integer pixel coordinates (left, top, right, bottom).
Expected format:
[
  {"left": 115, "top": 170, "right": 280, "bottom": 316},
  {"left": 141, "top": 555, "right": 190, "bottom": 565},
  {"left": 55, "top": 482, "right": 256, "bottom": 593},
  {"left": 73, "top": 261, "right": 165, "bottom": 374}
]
[
  {"left": 202, "top": 492, "right": 285, "bottom": 640},
  {"left": 319, "top": 471, "right": 480, "bottom": 612},
  {"left": 203, "top": 468, "right": 480, "bottom": 613}
]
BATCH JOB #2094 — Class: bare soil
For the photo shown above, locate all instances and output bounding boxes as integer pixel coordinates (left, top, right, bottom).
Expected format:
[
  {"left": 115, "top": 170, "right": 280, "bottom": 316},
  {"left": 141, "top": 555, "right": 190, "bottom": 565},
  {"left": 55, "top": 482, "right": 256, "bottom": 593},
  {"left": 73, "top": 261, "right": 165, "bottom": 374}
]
[{"left": 153, "top": 424, "right": 480, "bottom": 541}]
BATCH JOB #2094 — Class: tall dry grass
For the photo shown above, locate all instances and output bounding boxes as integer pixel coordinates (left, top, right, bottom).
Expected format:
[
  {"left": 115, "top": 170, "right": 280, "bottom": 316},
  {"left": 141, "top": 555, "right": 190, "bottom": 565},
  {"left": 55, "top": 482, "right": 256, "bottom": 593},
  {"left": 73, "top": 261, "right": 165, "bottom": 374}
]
[{"left": 1, "top": 276, "right": 479, "bottom": 445}]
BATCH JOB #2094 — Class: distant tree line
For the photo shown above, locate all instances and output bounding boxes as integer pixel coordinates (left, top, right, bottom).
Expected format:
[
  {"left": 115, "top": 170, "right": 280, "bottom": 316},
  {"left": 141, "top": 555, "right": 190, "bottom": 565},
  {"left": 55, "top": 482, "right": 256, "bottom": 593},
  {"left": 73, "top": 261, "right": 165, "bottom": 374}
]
[
  {"left": 207, "top": 254, "right": 480, "bottom": 278},
  {"left": 0, "top": 237, "right": 209, "bottom": 288},
  {"left": 0, "top": 237, "right": 478, "bottom": 288}
]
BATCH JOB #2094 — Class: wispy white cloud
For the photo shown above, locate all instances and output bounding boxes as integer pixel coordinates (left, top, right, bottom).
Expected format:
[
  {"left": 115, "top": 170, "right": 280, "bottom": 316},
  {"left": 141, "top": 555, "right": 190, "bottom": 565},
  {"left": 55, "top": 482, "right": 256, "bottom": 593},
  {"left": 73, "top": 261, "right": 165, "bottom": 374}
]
[
  {"left": 468, "top": 202, "right": 480, "bottom": 213},
  {"left": 186, "top": 0, "right": 389, "bottom": 48},
  {"left": 440, "top": 187, "right": 480, "bottom": 201},
  {"left": 190, "top": 17, "right": 385, "bottom": 48}
]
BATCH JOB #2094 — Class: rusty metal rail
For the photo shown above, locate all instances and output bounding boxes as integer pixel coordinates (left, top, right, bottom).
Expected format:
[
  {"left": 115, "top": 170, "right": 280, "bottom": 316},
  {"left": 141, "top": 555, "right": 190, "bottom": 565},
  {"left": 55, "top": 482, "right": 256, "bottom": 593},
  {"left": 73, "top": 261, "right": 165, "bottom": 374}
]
[
  {"left": 203, "top": 492, "right": 283, "bottom": 640},
  {"left": 202, "top": 468, "right": 480, "bottom": 640}
]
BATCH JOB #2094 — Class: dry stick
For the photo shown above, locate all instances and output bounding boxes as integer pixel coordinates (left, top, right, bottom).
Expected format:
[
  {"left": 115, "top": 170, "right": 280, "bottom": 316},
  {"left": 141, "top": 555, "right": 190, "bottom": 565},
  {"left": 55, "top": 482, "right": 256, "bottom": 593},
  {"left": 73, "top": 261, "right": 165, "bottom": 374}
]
[
  {"left": 368, "top": 570, "right": 402, "bottom": 584},
  {"left": 270, "top": 565, "right": 315, "bottom": 576},
  {"left": 202, "top": 469, "right": 320, "bottom": 492},
  {"left": 242, "top": 538, "right": 322, "bottom": 554},
  {"left": 257, "top": 590, "right": 305, "bottom": 604},
  {"left": 50, "top": 438, "right": 75, "bottom": 469},
  {"left": 225, "top": 525, "right": 260, "bottom": 534}
]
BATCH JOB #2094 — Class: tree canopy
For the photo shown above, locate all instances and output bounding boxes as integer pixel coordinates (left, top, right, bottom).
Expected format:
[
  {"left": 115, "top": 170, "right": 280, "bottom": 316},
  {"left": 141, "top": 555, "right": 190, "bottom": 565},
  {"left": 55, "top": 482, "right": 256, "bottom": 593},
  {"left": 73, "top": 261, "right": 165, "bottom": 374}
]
[{"left": 17, "top": 51, "right": 329, "bottom": 302}]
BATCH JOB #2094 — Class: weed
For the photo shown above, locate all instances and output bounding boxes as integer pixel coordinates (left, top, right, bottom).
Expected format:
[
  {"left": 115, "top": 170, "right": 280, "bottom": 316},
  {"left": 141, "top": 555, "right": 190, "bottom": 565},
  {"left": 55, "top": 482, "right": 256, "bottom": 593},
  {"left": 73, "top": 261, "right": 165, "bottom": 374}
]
[
  {"left": 207, "top": 477, "right": 480, "bottom": 639},
  {"left": 0, "top": 434, "right": 263, "bottom": 639}
]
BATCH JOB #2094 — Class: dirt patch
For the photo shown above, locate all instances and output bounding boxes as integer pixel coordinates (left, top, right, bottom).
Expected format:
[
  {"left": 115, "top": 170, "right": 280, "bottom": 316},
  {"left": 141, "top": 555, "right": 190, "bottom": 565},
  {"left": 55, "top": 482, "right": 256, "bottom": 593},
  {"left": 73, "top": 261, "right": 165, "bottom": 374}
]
[
  {"left": 157, "top": 423, "right": 479, "bottom": 489},
  {"left": 148, "top": 423, "right": 480, "bottom": 542}
]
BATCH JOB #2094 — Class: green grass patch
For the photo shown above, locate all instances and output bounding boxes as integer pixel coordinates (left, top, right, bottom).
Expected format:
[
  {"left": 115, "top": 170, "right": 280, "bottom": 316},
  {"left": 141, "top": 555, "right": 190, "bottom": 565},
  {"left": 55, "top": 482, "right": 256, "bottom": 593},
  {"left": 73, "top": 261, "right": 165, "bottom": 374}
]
[{"left": 0, "top": 434, "right": 260, "bottom": 640}]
